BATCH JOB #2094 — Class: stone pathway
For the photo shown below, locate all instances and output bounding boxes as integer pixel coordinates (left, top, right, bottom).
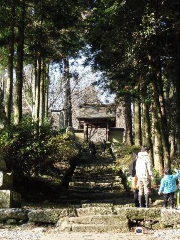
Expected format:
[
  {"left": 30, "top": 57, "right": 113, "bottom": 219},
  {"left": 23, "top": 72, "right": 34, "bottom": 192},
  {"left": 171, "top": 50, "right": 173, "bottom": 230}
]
[{"left": 66, "top": 143, "right": 131, "bottom": 205}]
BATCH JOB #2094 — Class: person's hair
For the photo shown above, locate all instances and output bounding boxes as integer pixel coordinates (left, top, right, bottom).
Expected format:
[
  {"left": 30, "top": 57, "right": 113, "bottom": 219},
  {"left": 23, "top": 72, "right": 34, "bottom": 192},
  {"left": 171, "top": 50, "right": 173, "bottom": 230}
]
[
  {"left": 164, "top": 168, "right": 171, "bottom": 175},
  {"left": 141, "top": 146, "right": 150, "bottom": 152},
  {"left": 145, "top": 146, "right": 150, "bottom": 151}
]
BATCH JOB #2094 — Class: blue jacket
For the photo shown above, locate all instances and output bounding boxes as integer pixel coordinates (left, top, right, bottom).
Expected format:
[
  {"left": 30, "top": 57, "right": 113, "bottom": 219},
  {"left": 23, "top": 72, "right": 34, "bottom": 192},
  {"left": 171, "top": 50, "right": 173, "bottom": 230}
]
[{"left": 159, "top": 170, "right": 179, "bottom": 194}]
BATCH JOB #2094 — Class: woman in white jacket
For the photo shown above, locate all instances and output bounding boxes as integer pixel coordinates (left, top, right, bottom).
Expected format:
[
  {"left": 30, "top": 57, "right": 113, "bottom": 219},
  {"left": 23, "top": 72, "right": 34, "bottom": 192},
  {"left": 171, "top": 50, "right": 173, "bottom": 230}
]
[{"left": 136, "top": 146, "right": 153, "bottom": 208}]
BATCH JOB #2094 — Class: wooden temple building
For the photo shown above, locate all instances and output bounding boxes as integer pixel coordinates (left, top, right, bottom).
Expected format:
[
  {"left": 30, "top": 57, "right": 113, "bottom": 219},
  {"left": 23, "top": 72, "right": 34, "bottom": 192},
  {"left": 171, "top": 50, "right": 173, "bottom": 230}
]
[{"left": 74, "top": 104, "right": 124, "bottom": 143}]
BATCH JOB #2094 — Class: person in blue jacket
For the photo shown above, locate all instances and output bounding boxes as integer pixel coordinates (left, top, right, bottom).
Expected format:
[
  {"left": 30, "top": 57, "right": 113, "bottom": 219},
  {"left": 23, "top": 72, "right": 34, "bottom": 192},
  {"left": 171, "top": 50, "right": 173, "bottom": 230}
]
[{"left": 158, "top": 168, "right": 179, "bottom": 209}]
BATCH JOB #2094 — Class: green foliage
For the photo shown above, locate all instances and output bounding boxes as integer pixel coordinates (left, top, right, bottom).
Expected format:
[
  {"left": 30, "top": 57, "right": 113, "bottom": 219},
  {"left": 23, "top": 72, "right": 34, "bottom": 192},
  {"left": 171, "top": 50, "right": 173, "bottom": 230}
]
[
  {"left": 152, "top": 168, "right": 161, "bottom": 186},
  {"left": 0, "top": 118, "right": 79, "bottom": 178},
  {"left": 112, "top": 142, "right": 140, "bottom": 157}
]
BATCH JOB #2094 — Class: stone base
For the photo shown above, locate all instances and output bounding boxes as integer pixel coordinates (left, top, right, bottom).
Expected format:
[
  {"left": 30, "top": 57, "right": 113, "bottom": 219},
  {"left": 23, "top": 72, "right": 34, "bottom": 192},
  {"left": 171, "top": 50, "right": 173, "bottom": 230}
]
[
  {"left": 0, "top": 172, "right": 13, "bottom": 190},
  {"left": 0, "top": 190, "right": 21, "bottom": 208}
]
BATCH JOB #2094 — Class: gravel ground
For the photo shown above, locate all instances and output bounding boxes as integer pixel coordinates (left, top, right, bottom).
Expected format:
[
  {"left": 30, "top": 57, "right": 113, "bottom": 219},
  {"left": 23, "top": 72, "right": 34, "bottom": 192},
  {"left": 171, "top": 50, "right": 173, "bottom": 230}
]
[
  {"left": 153, "top": 229, "right": 180, "bottom": 240},
  {"left": 0, "top": 225, "right": 44, "bottom": 240},
  {"left": 40, "top": 230, "right": 180, "bottom": 240},
  {"left": 0, "top": 226, "right": 180, "bottom": 240},
  {"left": 40, "top": 232, "right": 155, "bottom": 240}
]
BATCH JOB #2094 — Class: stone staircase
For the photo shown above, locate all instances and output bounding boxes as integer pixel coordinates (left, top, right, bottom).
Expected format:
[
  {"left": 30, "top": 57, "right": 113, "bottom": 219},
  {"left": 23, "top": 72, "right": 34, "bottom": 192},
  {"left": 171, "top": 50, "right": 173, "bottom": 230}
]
[
  {"left": 56, "top": 204, "right": 177, "bottom": 233},
  {"left": 63, "top": 142, "right": 133, "bottom": 205},
  {"left": 50, "top": 143, "right": 163, "bottom": 233},
  {"left": 56, "top": 203, "right": 130, "bottom": 232}
]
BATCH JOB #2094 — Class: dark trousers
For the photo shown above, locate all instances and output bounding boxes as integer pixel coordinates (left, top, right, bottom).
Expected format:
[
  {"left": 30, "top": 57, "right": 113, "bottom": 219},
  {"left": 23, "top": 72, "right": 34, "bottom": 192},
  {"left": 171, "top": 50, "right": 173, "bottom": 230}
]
[
  {"left": 134, "top": 189, "right": 139, "bottom": 207},
  {"left": 134, "top": 189, "right": 145, "bottom": 207},
  {"left": 164, "top": 192, "right": 175, "bottom": 208}
]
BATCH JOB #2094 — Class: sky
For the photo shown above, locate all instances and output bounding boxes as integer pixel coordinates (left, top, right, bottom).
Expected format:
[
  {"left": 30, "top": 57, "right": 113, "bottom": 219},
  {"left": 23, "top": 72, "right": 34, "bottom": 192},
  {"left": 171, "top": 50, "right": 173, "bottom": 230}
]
[{"left": 48, "top": 56, "right": 116, "bottom": 111}]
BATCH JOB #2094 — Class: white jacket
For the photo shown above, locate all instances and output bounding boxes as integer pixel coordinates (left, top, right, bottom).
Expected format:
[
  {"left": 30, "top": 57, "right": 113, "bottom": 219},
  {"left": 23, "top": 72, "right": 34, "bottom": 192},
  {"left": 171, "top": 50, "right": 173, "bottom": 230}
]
[{"left": 135, "top": 151, "right": 153, "bottom": 179}]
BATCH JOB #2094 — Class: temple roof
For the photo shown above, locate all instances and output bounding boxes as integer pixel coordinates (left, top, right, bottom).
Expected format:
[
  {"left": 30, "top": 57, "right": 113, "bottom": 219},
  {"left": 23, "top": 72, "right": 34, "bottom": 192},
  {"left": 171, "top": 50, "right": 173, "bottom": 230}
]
[{"left": 76, "top": 104, "right": 116, "bottom": 120}]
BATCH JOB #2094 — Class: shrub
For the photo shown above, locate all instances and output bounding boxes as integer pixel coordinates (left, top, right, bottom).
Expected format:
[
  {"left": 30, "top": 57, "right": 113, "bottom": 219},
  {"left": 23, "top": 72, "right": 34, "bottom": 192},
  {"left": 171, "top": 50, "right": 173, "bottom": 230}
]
[{"left": 0, "top": 118, "right": 79, "bottom": 178}]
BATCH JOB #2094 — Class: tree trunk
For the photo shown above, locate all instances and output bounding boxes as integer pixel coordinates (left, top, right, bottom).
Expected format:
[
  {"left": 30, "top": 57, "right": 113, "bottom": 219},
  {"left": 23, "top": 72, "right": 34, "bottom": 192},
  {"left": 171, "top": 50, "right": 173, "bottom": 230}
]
[
  {"left": 153, "top": 127, "right": 164, "bottom": 176},
  {"left": 14, "top": 0, "right": 25, "bottom": 125},
  {"left": 44, "top": 64, "right": 49, "bottom": 119},
  {"left": 141, "top": 80, "right": 154, "bottom": 164},
  {"left": 152, "top": 79, "right": 170, "bottom": 168},
  {"left": 39, "top": 60, "right": 45, "bottom": 125},
  {"left": 152, "top": 102, "right": 164, "bottom": 176},
  {"left": 34, "top": 50, "right": 41, "bottom": 123},
  {"left": 134, "top": 99, "right": 142, "bottom": 146},
  {"left": 141, "top": 102, "right": 146, "bottom": 145},
  {"left": 124, "top": 95, "right": 133, "bottom": 145},
  {"left": 142, "top": 99, "right": 154, "bottom": 165},
  {"left": 32, "top": 60, "right": 36, "bottom": 120},
  {"left": 64, "top": 56, "right": 72, "bottom": 127},
  {"left": 5, "top": 1, "right": 15, "bottom": 125},
  {"left": 170, "top": 134, "right": 176, "bottom": 160},
  {"left": 174, "top": 32, "right": 180, "bottom": 160},
  {"left": 148, "top": 54, "right": 170, "bottom": 168},
  {"left": 0, "top": 70, "right": 5, "bottom": 98}
]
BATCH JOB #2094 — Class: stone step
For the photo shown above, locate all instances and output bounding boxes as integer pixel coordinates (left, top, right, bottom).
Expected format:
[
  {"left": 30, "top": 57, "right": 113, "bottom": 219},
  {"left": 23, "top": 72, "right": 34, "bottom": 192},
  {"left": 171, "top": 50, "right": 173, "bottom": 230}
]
[
  {"left": 72, "top": 172, "right": 118, "bottom": 176},
  {"left": 76, "top": 206, "right": 112, "bottom": 216},
  {"left": 72, "top": 173, "right": 114, "bottom": 177},
  {"left": 75, "top": 164, "right": 116, "bottom": 169},
  {"left": 67, "top": 214, "right": 128, "bottom": 225},
  {"left": 72, "top": 174, "right": 121, "bottom": 182},
  {"left": 59, "top": 197, "right": 114, "bottom": 204},
  {"left": 74, "top": 169, "right": 115, "bottom": 174},
  {"left": 81, "top": 200, "right": 134, "bottom": 208},
  {"left": 73, "top": 223, "right": 129, "bottom": 232},
  {"left": 78, "top": 159, "right": 113, "bottom": 164},
  {"left": 72, "top": 172, "right": 115, "bottom": 179},
  {"left": 77, "top": 164, "right": 114, "bottom": 169},
  {"left": 58, "top": 211, "right": 129, "bottom": 232},
  {"left": 73, "top": 170, "right": 115, "bottom": 174},
  {"left": 68, "top": 187, "right": 124, "bottom": 193},
  {"left": 69, "top": 181, "right": 124, "bottom": 187},
  {"left": 82, "top": 203, "right": 113, "bottom": 208},
  {"left": 69, "top": 196, "right": 128, "bottom": 204},
  {"left": 60, "top": 223, "right": 129, "bottom": 232},
  {"left": 69, "top": 181, "right": 122, "bottom": 188},
  {"left": 71, "top": 180, "right": 117, "bottom": 185},
  {"left": 71, "top": 179, "right": 121, "bottom": 184},
  {"left": 76, "top": 205, "right": 138, "bottom": 217},
  {"left": 69, "top": 186, "right": 128, "bottom": 194},
  {"left": 75, "top": 161, "right": 115, "bottom": 166},
  {"left": 68, "top": 186, "right": 124, "bottom": 192}
]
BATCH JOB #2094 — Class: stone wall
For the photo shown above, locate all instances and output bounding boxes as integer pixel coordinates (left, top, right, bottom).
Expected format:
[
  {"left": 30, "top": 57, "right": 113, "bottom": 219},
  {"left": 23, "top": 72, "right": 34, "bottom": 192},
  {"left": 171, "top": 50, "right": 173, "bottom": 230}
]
[{"left": 1, "top": 206, "right": 180, "bottom": 231}]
